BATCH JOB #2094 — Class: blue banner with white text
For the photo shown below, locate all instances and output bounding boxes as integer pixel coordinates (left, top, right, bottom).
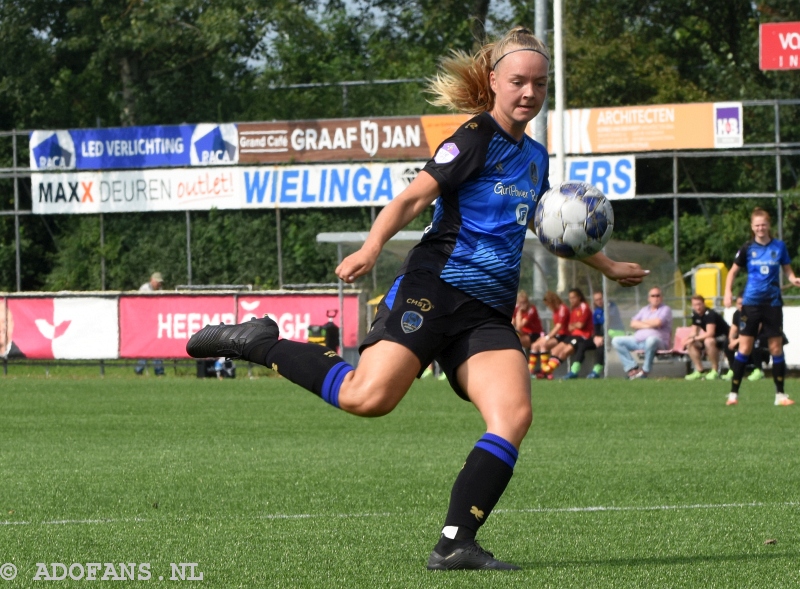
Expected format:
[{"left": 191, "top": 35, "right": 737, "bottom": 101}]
[{"left": 29, "top": 124, "right": 239, "bottom": 171}]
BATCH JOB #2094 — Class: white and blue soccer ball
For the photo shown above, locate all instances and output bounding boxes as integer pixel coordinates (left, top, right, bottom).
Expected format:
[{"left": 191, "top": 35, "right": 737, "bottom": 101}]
[{"left": 533, "top": 181, "right": 614, "bottom": 259}]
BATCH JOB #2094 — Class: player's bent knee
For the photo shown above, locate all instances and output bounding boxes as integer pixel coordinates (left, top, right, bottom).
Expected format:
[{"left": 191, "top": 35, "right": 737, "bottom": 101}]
[{"left": 338, "top": 378, "right": 406, "bottom": 417}]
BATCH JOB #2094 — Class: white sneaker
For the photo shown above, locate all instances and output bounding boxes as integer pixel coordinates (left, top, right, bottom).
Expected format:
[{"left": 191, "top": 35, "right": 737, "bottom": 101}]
[
  {"left": 775, "top": 393, "right": 795, "bottom": 407},
  {"left": 726, "top": 393, "right": 738, "bottom": 406}
]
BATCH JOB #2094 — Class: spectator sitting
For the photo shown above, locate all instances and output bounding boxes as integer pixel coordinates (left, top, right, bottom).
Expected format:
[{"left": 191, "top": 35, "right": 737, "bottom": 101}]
[
  {"left": 512, "top": 290, "right": 543, "bottom": 357},
  {"left": 684, "top": 294, "right": 729, "bottom": 381},
  {"left": 531, "top": 291, "right": 570, "bottom": 379},
  {"left": 135, "top": 272, "right": 165, "bottom": 376},
  {"left": 543, "top": 288, "right": 593, "bottom": 379},
  {"left": 611, "top": 287, "right": 673, "bottom": 379}
]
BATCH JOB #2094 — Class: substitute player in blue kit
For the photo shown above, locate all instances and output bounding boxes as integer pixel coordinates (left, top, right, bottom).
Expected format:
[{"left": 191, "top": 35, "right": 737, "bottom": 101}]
[
  {"left": 723, "top": 207, "right": 800, "bottom": 406},
  {"left": 188, "top": 26, "right": 647, "bottom": 570}
]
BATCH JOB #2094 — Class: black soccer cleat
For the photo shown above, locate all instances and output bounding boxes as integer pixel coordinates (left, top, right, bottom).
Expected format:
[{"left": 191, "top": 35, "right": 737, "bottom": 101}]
[
  {"left": 186, "top": 316, "right": 280, "bottom": 362},
  {"left": 426, "top": 540, "right": 520, "bottom": 571}
]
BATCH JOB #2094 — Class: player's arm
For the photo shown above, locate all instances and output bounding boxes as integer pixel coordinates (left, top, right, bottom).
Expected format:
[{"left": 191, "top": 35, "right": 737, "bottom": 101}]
[
  {"left": 580, "top": 252, "right": 649, "bottom": 287},
  {"left": 782, "top": 263, "right": 800, "bottom": 288},
  {"left": 723, "top": 263, "right": 741, "bottom": 307},
  {"left": 336, "top": 171, "right": 440, "bottom": 283}
]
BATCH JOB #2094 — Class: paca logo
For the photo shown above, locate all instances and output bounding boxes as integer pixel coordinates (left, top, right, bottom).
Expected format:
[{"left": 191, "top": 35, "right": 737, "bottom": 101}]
[
  {"left": 29, "top": 130, "right": 76, "bottom": 170},
  {"left": 190, "top": 124, "right": 239, "bottom": 165}
]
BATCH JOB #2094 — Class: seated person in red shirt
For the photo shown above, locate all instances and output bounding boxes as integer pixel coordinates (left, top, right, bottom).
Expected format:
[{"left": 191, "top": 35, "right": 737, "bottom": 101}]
[
  {"left": 544, "top": 288, "right": 593, "bottom": 377},
  {"left": 531, "top": 291, "right": 570, "bottom": 378},
  {"left": 513, "top": 290, "right": 543, "bottom": 355}
]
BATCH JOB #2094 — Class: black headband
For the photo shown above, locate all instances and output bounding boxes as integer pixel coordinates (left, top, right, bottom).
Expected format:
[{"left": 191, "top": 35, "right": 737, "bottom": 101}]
[{"left": 492, "top": 48, "right": 550, "bottom": 70}]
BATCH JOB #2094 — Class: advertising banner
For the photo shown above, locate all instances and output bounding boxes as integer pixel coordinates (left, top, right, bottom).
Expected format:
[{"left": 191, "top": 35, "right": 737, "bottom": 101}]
[
  {"left": 4, "top": 297, "right": 119, "bottom": 359},
  {"left": 236, "top": 294, "right": 360, "bottom": 347},
  {"left": 211, "top": 114, "right": 474, "bottom": 165},
  {"left": 565, "top": 156, "right": 636, "bottom": 200},
  {"left": 119, "top": 294, "right": 359, "bottom": 358},
  {"left": 29, "top": 124, "right": 239, "bottom": 171},
  {"left": 238, "top": 162, "right": 423, "bottom": 208},
  {"left": 120, "top": 295, "right": 234, "bottom": 358},
  {"left": 551, "top": 102, "right": 743, "bottom": 154},
  {"left": 32, "top": 162, "right": 425, "bottom": 214},
  {"left": 760, "top": 22, "right": 800, "bottom": 70}
]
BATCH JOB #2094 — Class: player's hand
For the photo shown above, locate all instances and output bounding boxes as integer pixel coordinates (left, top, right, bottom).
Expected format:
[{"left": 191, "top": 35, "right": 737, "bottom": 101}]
[
  {"left": 603, "top": 261, "right": 649, "bottom": 287},
  {"left": 335, "top": 248, "right": 378, "bottom": 284},
  {"left": 790, "top": 276, "right": 800, "bottom": 288},
  {"left": 723, "top": 293, "right": 732, "bottom": 308}
]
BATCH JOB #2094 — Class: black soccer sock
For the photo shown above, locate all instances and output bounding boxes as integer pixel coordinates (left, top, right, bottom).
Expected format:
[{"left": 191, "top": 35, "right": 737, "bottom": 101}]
[
  {"left": 772, "top": 354, "right": 786, "bottom": 394},
  {"left": 435, "top": 434, "right": 517, "bottom": 553},
  {"left": 265, "top": 340, "right": 352, "bottom": 408},
  {"left": 730, "top": 352, "right": 749, "bottom": 394}
]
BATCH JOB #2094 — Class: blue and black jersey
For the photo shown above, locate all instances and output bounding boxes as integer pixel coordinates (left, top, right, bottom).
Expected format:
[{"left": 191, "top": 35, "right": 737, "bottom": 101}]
[
  {"left": 733, "top": 239, "right": 791, "bottom": 306},
  {"left": 398, "top": 112, "right": 550, "bottom": 317}
]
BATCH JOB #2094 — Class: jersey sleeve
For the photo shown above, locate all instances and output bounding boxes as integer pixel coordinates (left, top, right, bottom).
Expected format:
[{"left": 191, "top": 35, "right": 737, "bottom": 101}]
[
  {"left": 733, "top": 242, "right": 750, "bottom": 269},
  {"left": 422, "top": 115, "right": 491, "bottom": 195}
]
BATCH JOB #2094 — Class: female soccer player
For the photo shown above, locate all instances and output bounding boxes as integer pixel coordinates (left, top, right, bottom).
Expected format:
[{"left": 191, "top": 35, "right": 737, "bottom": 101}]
[
  {"left": 723, "top": 207, "right": 800, "bottom": 406},
  {"left": 544, "top": 288, "right": 594, "bottom": 378},
  {"left": 530, "top": 291, "right": 569, "bottom": 379},
  {"left": 188, "top": 26, "right": 647, "bottom": 570}
]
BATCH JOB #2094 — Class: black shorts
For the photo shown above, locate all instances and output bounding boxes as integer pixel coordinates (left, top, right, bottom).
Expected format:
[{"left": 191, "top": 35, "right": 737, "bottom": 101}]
[
  {"left": 554, "top": 334, "right": 571, "bottom": 344},
  {"left": 563, "top": 335, "right": 593, "bottom": 349},
  {"left": 740, "top": 305, "right": 783, "bottom": 339},
  {"left": 359, "top": 270, "right": 522, "bottom": 401}
]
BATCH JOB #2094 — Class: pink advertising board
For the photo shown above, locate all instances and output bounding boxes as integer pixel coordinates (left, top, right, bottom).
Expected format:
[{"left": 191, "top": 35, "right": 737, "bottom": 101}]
[
  {"left": 3, "top": 296, "right": 119, "bottom": 359},
  {"left": 236, "top": 294, "right": 360, "bottom": 347},
  {"left": 119, "top": 295, "right": 234, "bottom": 358},
  {"left": 118, "top": 293, "right": 360, "bottom": 358}
]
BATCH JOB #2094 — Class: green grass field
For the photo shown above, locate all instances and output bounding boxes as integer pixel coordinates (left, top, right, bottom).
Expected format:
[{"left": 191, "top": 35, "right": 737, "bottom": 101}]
[{"left": 1, "top": 368, "right": 799, "bottom": 587}]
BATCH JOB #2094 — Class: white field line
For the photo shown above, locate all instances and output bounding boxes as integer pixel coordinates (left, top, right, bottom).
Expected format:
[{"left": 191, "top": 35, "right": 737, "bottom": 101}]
[{"left": 0, "top": 502, "right": 796, "bottom": 527}]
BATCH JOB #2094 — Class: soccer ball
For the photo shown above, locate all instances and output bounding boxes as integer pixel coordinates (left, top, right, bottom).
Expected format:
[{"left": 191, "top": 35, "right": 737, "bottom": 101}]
[{"left": 533, "top": 181, "right": 614, "bottom": 259}]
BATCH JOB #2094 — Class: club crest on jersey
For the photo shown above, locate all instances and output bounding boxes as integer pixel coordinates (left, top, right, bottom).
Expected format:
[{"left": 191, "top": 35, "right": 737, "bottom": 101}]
[
  {"left": 529, "top": 162, "right": 539, "bottom": 186},
  {"left": 434, "top": 143, "right": 460, "bottom": 164},
  {"left": 401, "top": 311, "right": 424, "bottom": 333}
]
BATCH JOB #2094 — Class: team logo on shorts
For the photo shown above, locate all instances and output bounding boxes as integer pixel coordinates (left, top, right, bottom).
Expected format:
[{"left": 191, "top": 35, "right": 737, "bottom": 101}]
[{"left": 401, "top": 311, "right": 424, "bottom": 333}]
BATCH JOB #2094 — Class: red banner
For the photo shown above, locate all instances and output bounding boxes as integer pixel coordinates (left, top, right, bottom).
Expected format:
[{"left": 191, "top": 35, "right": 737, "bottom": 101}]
[
  {"left": 118, "top": 293, "right": 360, "bottom": 358},
  {"left": 3, "top": 297, "right": 120, "bottom": 359},
  {"left": 2, "top": 293, "right": 360, "bottom": 360},
  {"left": 760, "top": 22, "right": 800, "bottom": 70},
  {"left": 120, "top": 295, "right": 234, "bottom": 358},
  {"left": 236, "top": 294, "right": 360, "bottom": 347}
]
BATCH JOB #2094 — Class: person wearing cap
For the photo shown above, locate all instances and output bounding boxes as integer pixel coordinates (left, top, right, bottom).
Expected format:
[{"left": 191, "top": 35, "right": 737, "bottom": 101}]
[
  {"left": 135, "top": 272, "right": 165, "bottom": 375},
  {"left": 140, "top": 272, "right": 164, "bottom": 292}
]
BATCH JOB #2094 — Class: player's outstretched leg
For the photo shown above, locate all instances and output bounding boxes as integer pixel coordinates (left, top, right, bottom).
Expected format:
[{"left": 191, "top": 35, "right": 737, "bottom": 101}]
[{"left": 187, "top": 316, "right": 354, "bottom": 409}]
